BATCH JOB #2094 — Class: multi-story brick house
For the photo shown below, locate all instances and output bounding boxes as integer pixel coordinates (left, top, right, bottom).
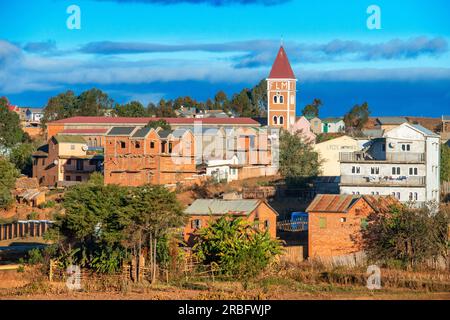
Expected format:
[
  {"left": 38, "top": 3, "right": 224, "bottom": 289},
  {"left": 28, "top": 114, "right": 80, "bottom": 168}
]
[
  {"left": 307, "top": 194, "right": 398, "bottom": 259},
  {"left": 339, "top": 122, "right": 441, "bottom": 204},
  {"left": 103, "top": 126, "right": 196, "bottom": 186},
  {"left": 32, "top": 135, "right": 103, "bottom": 187}
]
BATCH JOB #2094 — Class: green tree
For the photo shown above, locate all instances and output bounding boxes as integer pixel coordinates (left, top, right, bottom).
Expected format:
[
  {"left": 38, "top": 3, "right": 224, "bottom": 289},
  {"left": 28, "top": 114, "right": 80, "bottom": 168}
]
[
  {"left": 302, "top": 98, "right": 322, "bottom": 118},
  {"left": 0, "top": 157, "right": 19, "bottom": 209},
  {"left": 0, "top": 97, "right": 25, "bottom": 150},
  {"left": 41, "top": 90, "right": 79, "bottom": 127},
  {"left": 146, "top": 119, "right": 171, "bottom": 130},
  {"left": 125, "top": 185, "right": 185, "bottom": 283},
  {"left": 214, "top": 90, "right": 228, "bottom": 110},
  {"left": 343, "top": 102, "right": 370, "bottom": 132},
  {"left": 193, "top": 216, "right": 282, "bottom": 281},
  {"left": 114, "top": 101, "right": 146, "bottom": 117},
  {"left": 440, "top": 143, "right": 450, "bottom": 182},
  {"left": 42, "top": 89, "right": 114, "bottom": 127},
  {"left": 77, "top": 88, "right": 113, "bottom": 116},
  {"left": 363, "top": 204, "right": 449, "bottom": 269},
  {"left": 279, "top": 130, "right": 322, "bottom": 185},
  {"left": 9, "top": 143, "right": 35, "bottom": 176}
]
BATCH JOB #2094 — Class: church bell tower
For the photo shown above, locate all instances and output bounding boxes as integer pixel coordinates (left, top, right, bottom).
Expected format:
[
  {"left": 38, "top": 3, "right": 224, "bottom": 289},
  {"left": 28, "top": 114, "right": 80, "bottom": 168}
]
[{"left": 267, "top": 46, "right": 297, "bottom": 131}]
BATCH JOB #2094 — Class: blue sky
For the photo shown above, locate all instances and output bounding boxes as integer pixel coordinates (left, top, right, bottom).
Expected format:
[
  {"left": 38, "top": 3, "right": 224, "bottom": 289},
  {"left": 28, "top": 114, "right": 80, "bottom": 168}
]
[{"left": 1, "top": 0, "right": 449, "bottom": 117}]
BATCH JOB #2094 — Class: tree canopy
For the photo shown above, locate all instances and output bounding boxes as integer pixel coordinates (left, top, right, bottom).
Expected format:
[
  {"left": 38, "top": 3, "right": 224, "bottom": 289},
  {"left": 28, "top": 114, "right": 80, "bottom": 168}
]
[
  {"left": 146, "top": 119, "right": 171, "bottom": 130},
  {"left": 343, "top": 102, "right": 370, "bottom": 132},
  {"left": 50, "top": 183, "right": 185, "bottom": 274},
  {"left": 363, "top": 203, "right": 449, "bottom": 269},
  {"left": 441, "top": 143, "right": 450, "bottom": 182},
  {"left": 193, "top": 215, "right": 282, "bottom": 280},
  {"left": 279, "top": 130, "right": 322, "bottom": 185},
  {"left": 0, "top": 97, "right": 26, "bottom": 150},
  {"left": 0, "top": 157, "right": 19, "bottom": 209},
  {"left": 114, "top": 101, "right": 147, "bottom": 118},
  {"left": 301, "top": 98, "right": 323, "bottom": 118}
]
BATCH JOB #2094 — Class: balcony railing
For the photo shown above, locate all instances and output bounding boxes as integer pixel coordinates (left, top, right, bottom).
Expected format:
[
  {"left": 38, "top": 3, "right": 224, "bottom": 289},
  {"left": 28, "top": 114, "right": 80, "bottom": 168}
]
[
  {"left": 340, "top": 152, "right": 425, "bottom": 163},
  {"left": 340, "top": 175, "right": 426, "bottom": 187}
]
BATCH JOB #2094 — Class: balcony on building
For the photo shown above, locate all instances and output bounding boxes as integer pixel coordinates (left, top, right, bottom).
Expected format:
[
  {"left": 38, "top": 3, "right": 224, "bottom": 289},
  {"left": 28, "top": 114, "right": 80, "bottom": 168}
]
[
  {"left": 340, "top": 175, "right": 426, "bottom": 187},
  {"left": 339, "top": 151, "right": 425, "bottom": 164}
]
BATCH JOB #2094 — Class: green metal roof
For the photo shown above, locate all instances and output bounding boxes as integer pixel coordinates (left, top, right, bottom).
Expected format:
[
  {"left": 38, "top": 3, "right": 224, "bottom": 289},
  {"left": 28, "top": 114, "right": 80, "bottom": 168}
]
[
  {"left": 185, "top": 199, "right": 260, "bottom": 215},
  {"left": 54, "top": 135, "right": 86, "bottom": 144}
]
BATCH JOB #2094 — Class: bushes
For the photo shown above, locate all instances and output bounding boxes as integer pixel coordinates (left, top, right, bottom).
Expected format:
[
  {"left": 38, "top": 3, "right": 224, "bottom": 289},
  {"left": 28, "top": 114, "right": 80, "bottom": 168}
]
[
  {"left": 193, "top": 216, "right": 283, "bottom": 280},
  {"left": 362, "top": 204, "right": 449, "bottom": 269},
  {"left": 0, "top": 157, "right": 19, "bottom": 209}
]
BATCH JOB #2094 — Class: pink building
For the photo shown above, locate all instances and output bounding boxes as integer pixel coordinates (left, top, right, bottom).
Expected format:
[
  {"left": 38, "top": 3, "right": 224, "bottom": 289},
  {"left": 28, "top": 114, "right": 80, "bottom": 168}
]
[{"left": 290, "top": 116, "right": 316, "bottom": 143}]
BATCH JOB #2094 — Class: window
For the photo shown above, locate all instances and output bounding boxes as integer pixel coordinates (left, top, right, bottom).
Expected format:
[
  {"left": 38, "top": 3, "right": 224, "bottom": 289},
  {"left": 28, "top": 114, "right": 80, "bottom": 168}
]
[
  {"left": 33, "top": 159, "right": 38, "bottom": 166},
  {"left": 352, "top": 166, "right": 361, "bottom": 174},
  {"left": 168, "top": 142, "right": 173, "bottom": 154},
  {"left": 279, "top": 116, "right": 284, "bottom": 125},
  {"left": 120, "top": 141, "right": 126, "bottom": 149},
  {"left": 409, "top": 167, "right": 418, "bottom": 176},
  {"left": 67, "top": 159, "right": 72, "bottom": 165},
  {"left": 273, "top": 95, "right": 278, "bottom": 104},
  {"left": 249, "top": 136, "right": 255, "bottom": 149},
  {"left": 42, "top": 159, "right": 45, "bottom": 166},
  {"left": 76, "top": 160, "right": 84, "bottom": 171},
  {"left": 161, "top": 141, "right": 167, "bottom": 153},
  {"left": 191, "top": 219, "right": 202, "bottom": 229},
  {"left": 409, "top": 192, "right": 413, "bottom": 201},
  {"left": 370, "top": 167, "right": 379, "bottom": 175},
  {"left": 401, "top": 144, "right": 411, "bottom": 151},
  {"left": 264, "top": 220, "right": 270, "bottom": 229},
  {"left": 397, "top": 192, "right": 401, "bottom": 200},
  {"left": 135, "top": 142, "right": 141, "bottom": 149},
  {"left": 273, "top": 116, "right": 278, "bottom": 125},
  {"left": 279, "top": 95, "right": 284, "bottom": 103},
  {"left": 414, "top": 192, "right": 418, "bottom": 201},
  {"left": 382, "top": 143, "right": 386, "bottom": 152},
  {"left": 319, "top": 217, "right": 327, "bottom": 229},
  {"left": 66, "top": 176, "right": 71, "bottom": 181},
  {"left": 150, "top": 141, "right": 155, "bottom": 149},
  {"left": 75, "top": 176, "right": 82, "bottom": 182},
  {"left": 340, "top": 217, "right": 347, "bottom": 223},
  {"left": 392, "top": 167, "right": 400, "bottom": 175}
]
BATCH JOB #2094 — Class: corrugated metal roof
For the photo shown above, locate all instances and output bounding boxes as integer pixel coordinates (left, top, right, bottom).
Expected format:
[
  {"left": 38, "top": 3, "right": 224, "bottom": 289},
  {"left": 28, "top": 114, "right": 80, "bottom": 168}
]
[
  {"left": 54, "top": 135, "right": 86, "bottom": 144},
  {"left": 410, "top": 124, "right": 439, "bottom": 137},
  {"left": 185, "top": 199, "right": 260, "bottom": 215},
  {"left": 307, "top": 194, "right": 400, "bottom": 213},
  {"left": 132, "top": 127, "right": 152, "bottom": 138},
  {"left": 157, "top": 129, "right": 173, "bottom": 139},
  {"left": 306, "top": 195, "right": 358, "bottom": 213},
  {"left": 107, "top": 126, "right": 136, "bottom": 136},
  {"left": 363, "top": 195, "right": 399, "bottom": 213},
  {"left": 172, "top": 128, "right": 190, "bottom": 138},
  {"left": 376, "top": 117, "right": 407, "bottom": 125}
]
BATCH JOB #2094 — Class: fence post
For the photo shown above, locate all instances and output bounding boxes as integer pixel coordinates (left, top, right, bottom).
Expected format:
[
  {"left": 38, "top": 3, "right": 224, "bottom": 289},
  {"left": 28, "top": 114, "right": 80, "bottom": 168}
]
[{"left": 49, "top": 260, "right": 54, "bottom": 282}]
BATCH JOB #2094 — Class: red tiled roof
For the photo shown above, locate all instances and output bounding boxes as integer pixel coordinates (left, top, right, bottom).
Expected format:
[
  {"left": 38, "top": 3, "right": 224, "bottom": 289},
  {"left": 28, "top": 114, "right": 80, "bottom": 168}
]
[
  {"left": 61, "top": 128, "right": 108, "bottom": 134},
  {"left": 268, "top": 46, "right": 296, "bottom": 79},
  {"left": 48, "top": 116, "right": 259, "bottom": 126}
]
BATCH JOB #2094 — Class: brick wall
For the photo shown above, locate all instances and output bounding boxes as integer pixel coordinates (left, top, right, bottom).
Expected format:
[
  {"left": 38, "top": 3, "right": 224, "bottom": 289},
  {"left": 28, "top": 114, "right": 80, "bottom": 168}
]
[{"left": 308, "top": 199, "right": 373, "bottom": 258}]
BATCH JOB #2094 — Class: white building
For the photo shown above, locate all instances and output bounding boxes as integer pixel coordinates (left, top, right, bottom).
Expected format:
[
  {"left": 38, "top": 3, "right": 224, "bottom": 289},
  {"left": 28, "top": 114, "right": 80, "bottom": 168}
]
[
  {"left": 321, "top": 118, "right": 345, "bottom": 133},
  {"left": 339, "top": 123, "right": 440, "bottom": 205}
]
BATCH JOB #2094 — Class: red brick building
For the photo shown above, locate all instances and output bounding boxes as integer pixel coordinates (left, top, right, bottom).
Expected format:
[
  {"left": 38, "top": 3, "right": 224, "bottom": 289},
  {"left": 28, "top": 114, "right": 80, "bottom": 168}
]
[
  {"left": 104, "top": 126, "right": 197, "bottom": 186},
  {"left": 306, "top": 194, "right": 398, "bottom": 259}
]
